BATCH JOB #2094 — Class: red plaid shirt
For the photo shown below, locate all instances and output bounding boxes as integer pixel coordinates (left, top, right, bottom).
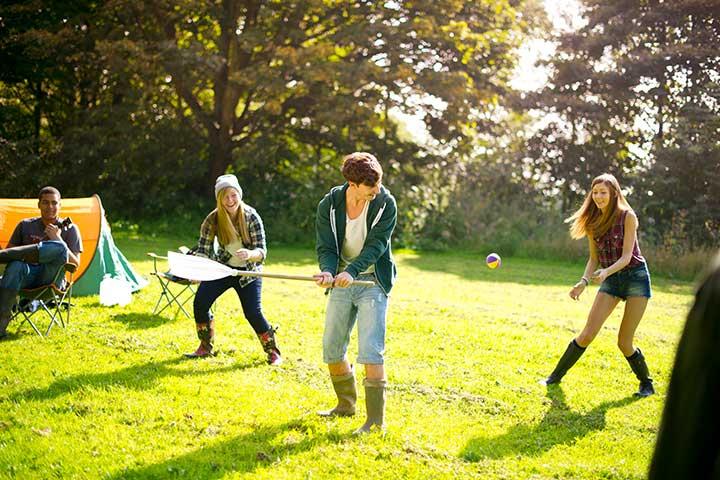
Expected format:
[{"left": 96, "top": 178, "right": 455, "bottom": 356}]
[{"left": 594, "top": 210, "right": 645, "bottom": 269}]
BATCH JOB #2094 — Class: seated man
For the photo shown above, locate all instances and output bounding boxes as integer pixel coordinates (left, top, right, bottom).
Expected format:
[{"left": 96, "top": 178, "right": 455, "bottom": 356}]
[{"left": 0, "top": 186, "right": 82, "bottom": 338}]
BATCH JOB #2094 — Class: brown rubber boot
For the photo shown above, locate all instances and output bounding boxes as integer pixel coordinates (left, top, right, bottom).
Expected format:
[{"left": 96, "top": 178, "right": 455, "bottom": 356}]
[
  {"left": 0, "top": 244, "right": 40, "bottom": 264},
  {"left": 184, "top": 320, "right": 215, "bottom": 358},
  {"left": 0, "top": 288, "right": 16, "bottom": 339},
  {"left": 0, "top": 311, "right": 11, "bottom": 340},
  {"left": 318, "top": 369, "right": 357, "bottom": 417}
]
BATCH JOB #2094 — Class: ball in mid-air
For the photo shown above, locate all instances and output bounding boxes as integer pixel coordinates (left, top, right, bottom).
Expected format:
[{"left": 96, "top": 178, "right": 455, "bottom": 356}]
[{"left": 486, "top": 253, "right": 501, "bottom": 269}]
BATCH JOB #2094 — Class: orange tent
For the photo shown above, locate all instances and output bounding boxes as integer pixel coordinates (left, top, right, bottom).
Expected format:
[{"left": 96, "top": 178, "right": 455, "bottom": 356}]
[
  {"left": 0, "top": 195, "right": 102, "bottom": 281},
  {"left": 1, "top": 195, "right": 146, "bottom": 295}
]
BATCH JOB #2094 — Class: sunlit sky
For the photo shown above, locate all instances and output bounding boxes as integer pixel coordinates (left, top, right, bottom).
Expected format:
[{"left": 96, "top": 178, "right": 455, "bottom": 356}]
[
  {"left": 510, "top": 0, "right": 585, "bottom": 92},
  {"left": 392, "top": 0, "right": 585, "bottom": 144}
]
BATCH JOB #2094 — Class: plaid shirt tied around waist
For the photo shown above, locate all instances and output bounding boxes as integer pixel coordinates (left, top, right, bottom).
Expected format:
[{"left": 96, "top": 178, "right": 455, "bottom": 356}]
[
  {"left": 594, "top": 210, "right": 645, "bottom": 270},
  {"left": 194, "top": 206, "right": 267, "bottom": 288}
]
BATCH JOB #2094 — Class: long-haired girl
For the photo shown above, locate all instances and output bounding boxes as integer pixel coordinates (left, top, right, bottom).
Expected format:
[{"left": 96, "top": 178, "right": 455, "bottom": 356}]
[
  {"left": 542, "top": 173, "right": 654, "bottom": 397},
  {"left": 184, "top": 174, "right": 281, "bottom": 365}
]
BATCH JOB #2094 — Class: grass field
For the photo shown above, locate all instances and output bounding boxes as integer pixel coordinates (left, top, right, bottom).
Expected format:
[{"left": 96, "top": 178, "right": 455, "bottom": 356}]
[{"left": 0, "top": 234, "right": 696, "bottom": 479}]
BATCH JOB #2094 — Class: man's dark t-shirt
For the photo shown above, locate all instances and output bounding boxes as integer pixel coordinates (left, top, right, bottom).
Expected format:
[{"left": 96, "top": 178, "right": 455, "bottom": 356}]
[{"left": 9, "top": 217, "right": 83, "bottom": 254}]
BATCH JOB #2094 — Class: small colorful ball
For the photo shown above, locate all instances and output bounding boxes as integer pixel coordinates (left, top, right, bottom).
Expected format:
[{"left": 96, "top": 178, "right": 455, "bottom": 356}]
[{"left": 486, "top": 253, "right": 501, "bottom": 269}]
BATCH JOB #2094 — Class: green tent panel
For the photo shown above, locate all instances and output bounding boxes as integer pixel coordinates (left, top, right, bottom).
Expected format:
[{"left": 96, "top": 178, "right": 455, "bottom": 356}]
[{"left": 72, "top": 218, "right": 148, "bottom": 296}]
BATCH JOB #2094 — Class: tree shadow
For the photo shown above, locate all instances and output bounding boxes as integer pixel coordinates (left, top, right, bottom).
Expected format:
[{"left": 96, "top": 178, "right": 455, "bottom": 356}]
[
  {"left": 6, "top": 357, "right": 263, "bottom": 403},
  {"left": 106, "top": 419, "right": 343, "bottom": 479},
  {"left": 461, "top": 386, "right": 641, "bottom": 461},
  {"left": 111, "top": 312, "right": 178, "bottom": 329}
]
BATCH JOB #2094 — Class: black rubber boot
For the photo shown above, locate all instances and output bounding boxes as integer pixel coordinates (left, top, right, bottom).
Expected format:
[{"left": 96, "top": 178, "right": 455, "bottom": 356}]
[
  {"left": 625, "top": 348, "right": 655, "bottom": 397},
  {"left": 318, "top": 369, "right": 357, "bottom": 417},
  {"left": 354, "top": 379, "right": 386, "bottom": 434},
  {"left": 0, "top": 244, "right": 40, "bottom": 264},
  {"left": 542, "top": 339, "right": 587, "bottom": 385},
  {"left": 0, "top": 287, "right": 17, "bottom": 339}
]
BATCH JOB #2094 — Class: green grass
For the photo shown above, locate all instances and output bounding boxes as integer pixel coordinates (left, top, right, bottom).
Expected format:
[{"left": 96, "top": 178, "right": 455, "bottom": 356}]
[{"left": 0, "top": 236, "right": 696, "bottom": 479}]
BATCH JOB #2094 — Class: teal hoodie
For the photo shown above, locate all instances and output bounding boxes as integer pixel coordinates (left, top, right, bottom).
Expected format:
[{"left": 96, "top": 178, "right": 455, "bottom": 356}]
[{"left": 316, "top": 183, "right": 398, "bottom": 295}]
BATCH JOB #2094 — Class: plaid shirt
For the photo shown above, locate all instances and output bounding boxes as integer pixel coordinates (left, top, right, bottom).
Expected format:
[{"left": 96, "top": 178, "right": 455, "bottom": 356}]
[
  {"left": 594, "top": 210, "right": 645, "bottom": 269},
  {"left": 194, "top": 205, "right": 266, "bottom": 287}
]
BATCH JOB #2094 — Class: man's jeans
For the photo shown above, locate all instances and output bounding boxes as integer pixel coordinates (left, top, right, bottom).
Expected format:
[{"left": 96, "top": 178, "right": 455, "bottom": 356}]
[
  {"left": 0, "top": 240, "right": 69, "bottom": 291},
  {"left": 323, "top": 274, "right": 388, "bottom": 365}
]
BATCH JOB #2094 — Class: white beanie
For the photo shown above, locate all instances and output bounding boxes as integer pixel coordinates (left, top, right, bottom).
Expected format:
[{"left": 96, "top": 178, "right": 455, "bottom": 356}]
[{"left": 214, "top": 174, "right": 242, "bottom": 199}]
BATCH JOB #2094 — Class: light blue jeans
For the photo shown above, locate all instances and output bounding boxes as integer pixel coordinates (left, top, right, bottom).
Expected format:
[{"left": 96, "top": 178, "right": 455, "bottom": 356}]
[
  {"left": 323, "top": 273, "right": 388, "bottom": 365},
  {"left": 0, "top": 241, "right": 69, "bottom": 291}
]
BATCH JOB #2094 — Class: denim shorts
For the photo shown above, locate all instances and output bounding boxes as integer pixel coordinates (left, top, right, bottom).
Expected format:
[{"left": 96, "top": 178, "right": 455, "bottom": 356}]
[
  {"left": 323, "top": 273, "right": 388, "bottom": 365},
  {"left": 599, "top": 263, "right": 652, "bottom": 300}
]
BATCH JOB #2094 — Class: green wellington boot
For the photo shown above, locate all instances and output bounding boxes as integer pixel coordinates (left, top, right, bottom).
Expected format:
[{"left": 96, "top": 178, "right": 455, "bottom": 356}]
[
  {"left": 318, "top": 370, "right": 357, "bottom": 417},
  {"left": 354, "top": 378, "right": 386, "bottom": 434}
]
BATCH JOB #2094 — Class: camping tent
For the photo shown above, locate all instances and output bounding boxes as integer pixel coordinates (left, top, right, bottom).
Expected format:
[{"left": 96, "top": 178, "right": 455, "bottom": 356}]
[{"left": 0, "top": 195, "right": 147, "bottom": 296}]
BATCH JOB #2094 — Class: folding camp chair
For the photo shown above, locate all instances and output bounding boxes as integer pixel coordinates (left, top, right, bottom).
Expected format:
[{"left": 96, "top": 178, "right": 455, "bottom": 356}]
[
  {"left": 12, "top": 262, "right": 77, "bottom": 337},
  {"left": 147, "top": 251, "right": 200, "bottom": 319}
]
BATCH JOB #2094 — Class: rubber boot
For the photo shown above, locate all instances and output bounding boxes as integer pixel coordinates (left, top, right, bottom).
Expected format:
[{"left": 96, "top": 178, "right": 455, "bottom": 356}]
[
  {"left": 542, "top": 339, "right": 587, "bottom": 385},
  {"left": 257, "top": 326, "right": 282, "bottom": 365},
  {"left": 184, "top": 320, "right": 215, "bottom": 358},
  {"left": 318, "top": 369, "right": 357, "bottom": 417},
  {"left": 625, "top": 348, "right": 655, "bottom": 397},
  {"left": 354, "top": 379, "right": 386, "bottom": 434},
  {"left": 0, "top": 288, "right": 17, "bottom": 339},
  {"left": 0, "top": 244, "right": 40, "bottom": 264}
]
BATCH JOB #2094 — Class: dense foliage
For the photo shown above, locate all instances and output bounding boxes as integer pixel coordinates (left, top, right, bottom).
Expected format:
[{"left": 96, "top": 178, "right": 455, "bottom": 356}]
[
  {"left": 524, "top": 0, "right": 720, "bottom": 249},
  {"left": 1, "top": 1, "right": 718, "bottom": 253}
]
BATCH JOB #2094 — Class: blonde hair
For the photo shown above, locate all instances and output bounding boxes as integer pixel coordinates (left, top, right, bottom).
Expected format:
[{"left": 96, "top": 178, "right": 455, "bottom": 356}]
[
  {"left": 215, "top": 187, "right": 251, "bottom": 247},
  {"left": 566, "top": 173, "right": 632, "bottom": 239}
]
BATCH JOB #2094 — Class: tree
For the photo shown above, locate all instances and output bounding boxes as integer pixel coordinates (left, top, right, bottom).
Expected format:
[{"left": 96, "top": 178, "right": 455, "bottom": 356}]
[
  {"left": 106, "top": 0, "right": 533, "bottom": 187},
  {"left": 525, "top": 0, "right": 720, "bottom": 246}
]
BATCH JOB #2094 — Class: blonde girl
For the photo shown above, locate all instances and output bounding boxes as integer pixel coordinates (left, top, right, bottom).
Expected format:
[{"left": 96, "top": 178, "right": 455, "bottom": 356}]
[{"left": 185, "top": 174, "right": 281, "bottom": 365}]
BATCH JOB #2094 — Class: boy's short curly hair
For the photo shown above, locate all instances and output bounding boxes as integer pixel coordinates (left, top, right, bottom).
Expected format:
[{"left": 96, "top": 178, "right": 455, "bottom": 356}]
[{"left": 342, "top": 152, "right": 383, "bottom": 186}]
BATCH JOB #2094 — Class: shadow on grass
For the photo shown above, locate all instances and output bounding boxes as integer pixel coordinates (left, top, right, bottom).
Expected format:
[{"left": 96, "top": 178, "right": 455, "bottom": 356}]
[
  {"left": 7, "top": 357, "right": 263, "bottom": 403},
  {"left": 107, "top": 419, "right": 343, "bottom": 479},
  {"left": 461, "top": 386, "right": 641, "bottom": 461},
  {"left": 111, "top": 312, "right": 180, "bottom": 329}
]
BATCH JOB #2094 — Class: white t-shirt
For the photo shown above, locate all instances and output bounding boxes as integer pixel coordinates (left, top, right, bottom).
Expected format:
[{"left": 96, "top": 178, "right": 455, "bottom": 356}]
[
  {"left": 340, "top": 201, "right": 374, "bottom": 274},
  {"left": 225, "top": 239, "right": 247, "bottom": 267}
]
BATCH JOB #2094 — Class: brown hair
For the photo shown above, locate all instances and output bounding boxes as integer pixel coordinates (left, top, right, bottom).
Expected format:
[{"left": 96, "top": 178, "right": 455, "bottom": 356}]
[
  {"left": 566, "top": 173, "right": 632, "bottom": 239},
  {"left": 342, "top": 152, "right": 383, "bottom": 186}
]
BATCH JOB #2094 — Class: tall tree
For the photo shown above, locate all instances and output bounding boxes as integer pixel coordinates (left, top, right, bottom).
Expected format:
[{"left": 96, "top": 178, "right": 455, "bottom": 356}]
[
  {"left": 525, "top": 0, "right": 720, "bottom": 245},
  {"left": 106, "top": 0, "right": 533, "bottom": 186}
]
